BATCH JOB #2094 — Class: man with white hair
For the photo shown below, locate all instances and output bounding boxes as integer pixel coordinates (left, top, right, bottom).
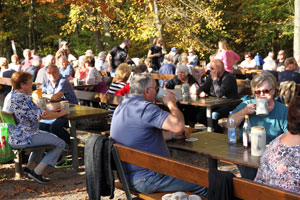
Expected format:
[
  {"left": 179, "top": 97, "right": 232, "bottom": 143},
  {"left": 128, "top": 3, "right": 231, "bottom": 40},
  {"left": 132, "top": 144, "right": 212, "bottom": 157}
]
[
  {"left": 36, "top": 54, "right": 55, "bottom": 84},
  {"left": 262, "top": 60, "right": 278, "bottom": 80},
  {"left": 110, "top": 73, "right": 208, "bottom": 197},
  {"left": 264, "top": 51, "right": 275, "bottom": 62},
  {"left": 197, "top": 59, "right": 239, "bottom": 133},
  {"left": 95, "top": 51, "right": 108, "bottom": 71}
]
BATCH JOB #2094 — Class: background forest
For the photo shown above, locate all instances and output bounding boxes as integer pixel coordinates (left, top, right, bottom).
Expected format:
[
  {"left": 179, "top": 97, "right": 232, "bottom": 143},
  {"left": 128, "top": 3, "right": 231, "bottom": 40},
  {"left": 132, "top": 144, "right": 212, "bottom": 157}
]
[{"left": 0, "top": 0, "right": 296, "bottom": 61}]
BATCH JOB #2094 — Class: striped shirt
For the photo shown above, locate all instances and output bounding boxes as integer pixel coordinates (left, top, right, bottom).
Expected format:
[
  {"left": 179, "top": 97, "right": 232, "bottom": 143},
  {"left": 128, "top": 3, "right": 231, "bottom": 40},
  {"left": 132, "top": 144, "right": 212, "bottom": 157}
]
[{"left": 107, "top": 82, "right": 126, "bottom": 111}]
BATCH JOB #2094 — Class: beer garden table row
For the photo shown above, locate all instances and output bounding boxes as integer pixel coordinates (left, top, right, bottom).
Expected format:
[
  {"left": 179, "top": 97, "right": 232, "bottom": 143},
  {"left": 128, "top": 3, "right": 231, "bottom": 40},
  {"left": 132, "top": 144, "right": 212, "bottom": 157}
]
[
  {"left": 167, "top": 131, "right": 261, "bottom": 169},
  {"left": 63, "top": 104, "right": 112, "bottom": 170},
  {"left": 178, "top": 96, "right": 242, "bottom": 132}
]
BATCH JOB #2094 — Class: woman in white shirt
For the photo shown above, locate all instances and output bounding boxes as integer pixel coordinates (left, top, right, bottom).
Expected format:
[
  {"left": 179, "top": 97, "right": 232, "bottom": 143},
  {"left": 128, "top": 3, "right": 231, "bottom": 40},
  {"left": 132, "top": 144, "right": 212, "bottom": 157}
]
[
  {"left": 240, "top": 52, "right": 257, "bottom": 70},
  {"left": 84, "top": 56, "right": 103, "bottom": 85}
]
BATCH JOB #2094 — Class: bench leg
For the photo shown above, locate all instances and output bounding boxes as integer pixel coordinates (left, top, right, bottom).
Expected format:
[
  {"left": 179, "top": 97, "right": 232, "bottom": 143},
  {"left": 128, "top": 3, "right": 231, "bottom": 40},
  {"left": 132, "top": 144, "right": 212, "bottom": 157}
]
[{"left": 14, "top": 150, "right": 23, "bottom": 179}]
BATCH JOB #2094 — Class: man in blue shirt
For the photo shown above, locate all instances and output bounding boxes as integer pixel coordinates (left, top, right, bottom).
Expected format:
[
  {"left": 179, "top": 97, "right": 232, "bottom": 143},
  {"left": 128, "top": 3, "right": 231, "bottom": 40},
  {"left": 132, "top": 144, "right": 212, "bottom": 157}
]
[
  {"left": 33, "top": 64, "right": 78, "bottom": 151},
  {"left": 57, "top": 56, "right": 75, "bottom": 79},
  {"left": 110, "top": 73, "right": 208, "bottom": 197}
]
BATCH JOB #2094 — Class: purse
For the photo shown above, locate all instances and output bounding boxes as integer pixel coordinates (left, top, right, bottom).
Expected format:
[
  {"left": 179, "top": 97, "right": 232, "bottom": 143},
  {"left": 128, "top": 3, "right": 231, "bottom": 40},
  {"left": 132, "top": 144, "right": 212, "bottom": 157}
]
[{"left": 0, "top": 123, "right": 14, "bottom": 163}]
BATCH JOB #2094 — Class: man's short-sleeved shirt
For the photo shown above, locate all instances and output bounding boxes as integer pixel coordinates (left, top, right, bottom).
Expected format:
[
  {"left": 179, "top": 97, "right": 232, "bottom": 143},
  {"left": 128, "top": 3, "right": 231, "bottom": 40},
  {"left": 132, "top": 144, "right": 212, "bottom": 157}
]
[
  {"left": 42, "top": 76, "right": 78, "bottom": 104},
  {"left": 233, "top": 99, "right": 288, "bottom": 143},
  {"left": 110, "top": 94, "right": 170, "bottom": 183}
]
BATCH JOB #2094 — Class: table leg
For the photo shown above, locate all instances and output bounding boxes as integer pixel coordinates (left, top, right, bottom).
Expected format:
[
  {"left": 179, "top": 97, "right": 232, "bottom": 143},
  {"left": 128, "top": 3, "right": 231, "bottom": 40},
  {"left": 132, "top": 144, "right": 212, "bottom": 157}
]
[
  {"left": 69, "top": 120, "right": 79, "bottom": 170},
  {"left": 208, "top": 158, "right": 218, "bottom": 169},
  {"left": 206, "top": 107, "right": 213, "bottom": 132}
]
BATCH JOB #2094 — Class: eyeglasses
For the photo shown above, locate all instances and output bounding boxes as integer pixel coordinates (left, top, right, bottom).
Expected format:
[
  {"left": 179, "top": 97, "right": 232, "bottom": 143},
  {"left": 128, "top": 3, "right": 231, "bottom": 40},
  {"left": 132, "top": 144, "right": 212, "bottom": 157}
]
[
  {"left": 148, "top": 86, "right": 159, "bottom": 93},
  {"left": 254, "top": 89, "right": 272, "bottom": 95},
  {"left": 245, "top": 56, "right": 249, "bottom": 58}
]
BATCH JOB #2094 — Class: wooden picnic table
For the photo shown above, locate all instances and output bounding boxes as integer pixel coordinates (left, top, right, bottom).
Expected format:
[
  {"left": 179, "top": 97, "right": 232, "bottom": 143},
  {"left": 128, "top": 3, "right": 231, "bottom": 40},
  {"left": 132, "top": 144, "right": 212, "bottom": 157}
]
[
  {"left": 63, "top": 104, "right": 112, "bottom": 170},
  {"left": 179, "top": 96, "right": 242, "bottom": 132},
  {"left": 167, "top": 131, "right": 261, "bottom": 169}
]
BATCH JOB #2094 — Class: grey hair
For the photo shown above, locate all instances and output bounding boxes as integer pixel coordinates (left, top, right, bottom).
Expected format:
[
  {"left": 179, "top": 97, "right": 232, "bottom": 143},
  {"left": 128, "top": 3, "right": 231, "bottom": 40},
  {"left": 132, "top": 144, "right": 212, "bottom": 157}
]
[
  {"left": 250, "top": 72, "right": 277, "bottom": 95},
  {"left": 176, "top": 64, "right": 189, "bottom": 75},
  {"left": 130, "top": 73, "right": 153, "bottom": 95}
]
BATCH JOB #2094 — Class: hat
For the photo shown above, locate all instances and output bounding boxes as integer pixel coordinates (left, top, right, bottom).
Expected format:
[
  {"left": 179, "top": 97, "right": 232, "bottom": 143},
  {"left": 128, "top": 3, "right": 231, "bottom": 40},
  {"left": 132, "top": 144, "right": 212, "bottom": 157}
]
[{"left": 171, "top": 47, "right": 177, "bottom": 52}]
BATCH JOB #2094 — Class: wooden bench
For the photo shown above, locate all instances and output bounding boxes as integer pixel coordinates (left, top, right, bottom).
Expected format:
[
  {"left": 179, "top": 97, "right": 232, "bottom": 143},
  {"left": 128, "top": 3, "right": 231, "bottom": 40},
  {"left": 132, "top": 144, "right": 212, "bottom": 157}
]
[
  {"left": 112, "top": 143, "right": 300, "bottom": 200},
  {"left": 95, "top": 93, "right": 124, "bottom": 106},
  {"left": 151, "top": 73, "right": 175, "bottom": 81},
  {"left": 0, "top": 111, "right": 55, "bottom": 179},
  {"left": 74, "top": 89, "right": 100, "bottom": 106}
]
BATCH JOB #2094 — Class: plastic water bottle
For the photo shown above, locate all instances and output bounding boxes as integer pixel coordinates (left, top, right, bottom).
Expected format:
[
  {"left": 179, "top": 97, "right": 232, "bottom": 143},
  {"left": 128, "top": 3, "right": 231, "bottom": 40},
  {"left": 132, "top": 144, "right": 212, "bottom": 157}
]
[
  {"left": 243, "top": 115, "right": 251, "bottom": 148},
  {"left": 227, "top": 111, "right": 237, "bottom": 144}
]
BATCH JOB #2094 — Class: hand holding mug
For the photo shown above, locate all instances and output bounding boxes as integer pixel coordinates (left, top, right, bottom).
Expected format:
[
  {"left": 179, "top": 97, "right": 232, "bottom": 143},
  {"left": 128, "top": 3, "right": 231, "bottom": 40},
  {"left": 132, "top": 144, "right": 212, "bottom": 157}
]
[{"left": 245, "top": 103, "right": 256, "bottom": 115}]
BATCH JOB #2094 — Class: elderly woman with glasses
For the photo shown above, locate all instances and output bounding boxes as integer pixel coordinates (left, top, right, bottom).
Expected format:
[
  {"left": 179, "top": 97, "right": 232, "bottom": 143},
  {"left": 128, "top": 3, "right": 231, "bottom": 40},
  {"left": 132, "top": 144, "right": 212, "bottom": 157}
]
[{"left": 231, "top": 72, "right": 288, "bottom": 180}]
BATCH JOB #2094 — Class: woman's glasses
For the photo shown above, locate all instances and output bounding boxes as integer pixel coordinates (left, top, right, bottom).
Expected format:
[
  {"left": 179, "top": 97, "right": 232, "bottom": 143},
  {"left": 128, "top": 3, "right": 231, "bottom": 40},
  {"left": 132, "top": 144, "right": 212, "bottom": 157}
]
[{"left": 254, "top": 89, "right": 271, "bottom": 95}]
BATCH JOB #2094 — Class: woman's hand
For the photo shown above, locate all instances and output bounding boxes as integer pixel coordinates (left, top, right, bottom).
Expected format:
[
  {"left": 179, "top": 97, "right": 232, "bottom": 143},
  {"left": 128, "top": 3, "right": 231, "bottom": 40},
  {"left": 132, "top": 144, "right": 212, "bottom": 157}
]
[{"left": 244, "top": 103, "right": 256, "bottom": 115}]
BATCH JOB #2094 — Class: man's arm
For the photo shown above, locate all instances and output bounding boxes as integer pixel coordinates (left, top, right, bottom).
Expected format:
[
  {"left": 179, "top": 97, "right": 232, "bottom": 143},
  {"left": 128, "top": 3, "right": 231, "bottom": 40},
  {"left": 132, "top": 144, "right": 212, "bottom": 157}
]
[
  {"left": 43, "top": 92, "right": 64, "bottom": 102},
  {"left": 161, "top": 91, "right": 185, "bottom": 133}
]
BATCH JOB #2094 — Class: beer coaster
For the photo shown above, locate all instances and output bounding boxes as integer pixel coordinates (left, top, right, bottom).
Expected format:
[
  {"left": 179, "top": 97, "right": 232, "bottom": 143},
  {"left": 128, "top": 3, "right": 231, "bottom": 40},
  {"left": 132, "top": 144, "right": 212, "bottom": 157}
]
[{"left": 185, "top": 138, "right": 198, "bottom": 142}]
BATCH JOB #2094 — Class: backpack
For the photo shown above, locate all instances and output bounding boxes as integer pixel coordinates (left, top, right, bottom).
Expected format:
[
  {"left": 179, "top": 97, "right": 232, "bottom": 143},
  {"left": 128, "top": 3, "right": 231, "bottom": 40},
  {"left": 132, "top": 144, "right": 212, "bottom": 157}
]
[{"left": 279, "top": 81, "right": 298, "bottom": 106}]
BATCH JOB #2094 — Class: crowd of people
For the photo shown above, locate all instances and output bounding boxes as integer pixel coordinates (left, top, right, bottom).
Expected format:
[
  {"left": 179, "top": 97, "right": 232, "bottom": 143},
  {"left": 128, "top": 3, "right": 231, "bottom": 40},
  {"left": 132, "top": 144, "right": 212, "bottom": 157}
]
[{"left": 0, "top": 38, "right": 300, "bottom": 196}]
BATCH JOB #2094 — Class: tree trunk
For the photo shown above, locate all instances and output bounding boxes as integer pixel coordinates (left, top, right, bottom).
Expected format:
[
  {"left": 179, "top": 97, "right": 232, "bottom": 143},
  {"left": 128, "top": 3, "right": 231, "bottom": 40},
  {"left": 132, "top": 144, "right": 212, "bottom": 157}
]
[
  {"left": 294, "top": 0, "right": 300, "bottom": 58},
  {"left": 28, "top": 0, "right": 36, "bottom": 49},
  {"left": 153, "top": 0, "right": 166, "bottom": 53},
  {"left": 94, "top": 30, "right": 103, "bottom": 52},
  {"left": 89, "top": 6, "right": 104, "bottom": 52}
]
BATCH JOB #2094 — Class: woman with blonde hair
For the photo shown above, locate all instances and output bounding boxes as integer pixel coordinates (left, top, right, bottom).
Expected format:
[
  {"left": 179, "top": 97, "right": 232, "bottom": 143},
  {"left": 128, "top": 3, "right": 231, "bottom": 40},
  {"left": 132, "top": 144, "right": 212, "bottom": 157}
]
[
  {"left": 215, "top": 40, "right": 240, "bottom": 73},
  {"left": 107, "top": 63, "right": 132, "bottom": 110}
]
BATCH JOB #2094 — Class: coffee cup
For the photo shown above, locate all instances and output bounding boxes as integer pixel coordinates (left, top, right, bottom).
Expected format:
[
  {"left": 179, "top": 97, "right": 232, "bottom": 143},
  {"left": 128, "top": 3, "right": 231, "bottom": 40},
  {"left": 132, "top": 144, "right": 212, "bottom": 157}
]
[{"left": 256, "top": 98, "right": 268, "bottom": 116}]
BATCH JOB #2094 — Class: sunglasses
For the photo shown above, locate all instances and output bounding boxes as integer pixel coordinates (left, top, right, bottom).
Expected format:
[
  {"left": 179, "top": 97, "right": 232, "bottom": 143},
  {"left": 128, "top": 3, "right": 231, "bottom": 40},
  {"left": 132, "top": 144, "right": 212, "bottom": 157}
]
[{"left": 254, "top": 89, "right": 272, "bottom": 95}]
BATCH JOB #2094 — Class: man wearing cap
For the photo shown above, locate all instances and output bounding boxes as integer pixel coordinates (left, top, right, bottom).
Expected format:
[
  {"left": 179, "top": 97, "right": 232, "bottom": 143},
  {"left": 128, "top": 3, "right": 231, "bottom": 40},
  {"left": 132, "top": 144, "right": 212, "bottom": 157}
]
[
  {"left": 107, "top": 39, "right": 130, "bottom": 77},
  {"left": 169, "top": 47, "right": 179, "bottom": 65}
]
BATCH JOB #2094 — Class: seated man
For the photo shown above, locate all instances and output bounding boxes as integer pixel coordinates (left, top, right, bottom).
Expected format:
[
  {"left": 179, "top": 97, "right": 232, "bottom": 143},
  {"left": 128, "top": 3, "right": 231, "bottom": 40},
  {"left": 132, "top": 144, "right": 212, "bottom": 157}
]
[
  {"left": 110, "top": 73, "right": 208, "bottom": 197},
  {"left": 57, "top": 55, "right": 75, "bottom": 79},
  {"left": 33, "top": 64, "right": 78, "bottom": 154},
  {"left": 278, "top": 57, "right": 300, "bottom": 84},
  {"left": 196, "top": 59, "right": 239, "bottom": 133}
]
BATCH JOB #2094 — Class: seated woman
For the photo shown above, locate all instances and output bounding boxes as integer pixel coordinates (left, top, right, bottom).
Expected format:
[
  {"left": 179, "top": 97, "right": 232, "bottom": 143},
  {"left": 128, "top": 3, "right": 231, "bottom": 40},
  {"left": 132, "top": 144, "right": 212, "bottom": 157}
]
[
  {"left": 74, "top": 55, "right": 88, "bottom": 81},
  {"left": 166, "top": 64, "right": 199, "bottom": 127},
  {"left": 166, "top": 64, "right": 199, "bottom": 94},
  {"left": 239, "top": 52, "right": 257, "bottom": 70},
  {"left": 232, "top": 72, "right": 288, "bottom": 180},
  {"left": 2, "top": 72, "right": 67, "bottom": 184},
  {"left": 254, "top": 96, "right": 300, "bottom": 194},
  {"left": 84, "top": 56, "right": 104, "bottom": 85},
  {"left": 107, "top": 63, "right": 132, "bottom": 110}
]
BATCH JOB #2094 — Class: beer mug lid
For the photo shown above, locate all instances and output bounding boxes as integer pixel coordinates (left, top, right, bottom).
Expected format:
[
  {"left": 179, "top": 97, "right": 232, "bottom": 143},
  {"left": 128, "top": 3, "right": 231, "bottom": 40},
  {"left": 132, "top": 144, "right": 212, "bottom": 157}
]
[{"left": 251, "top": 126, "right": 265, "bottom": 130}]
